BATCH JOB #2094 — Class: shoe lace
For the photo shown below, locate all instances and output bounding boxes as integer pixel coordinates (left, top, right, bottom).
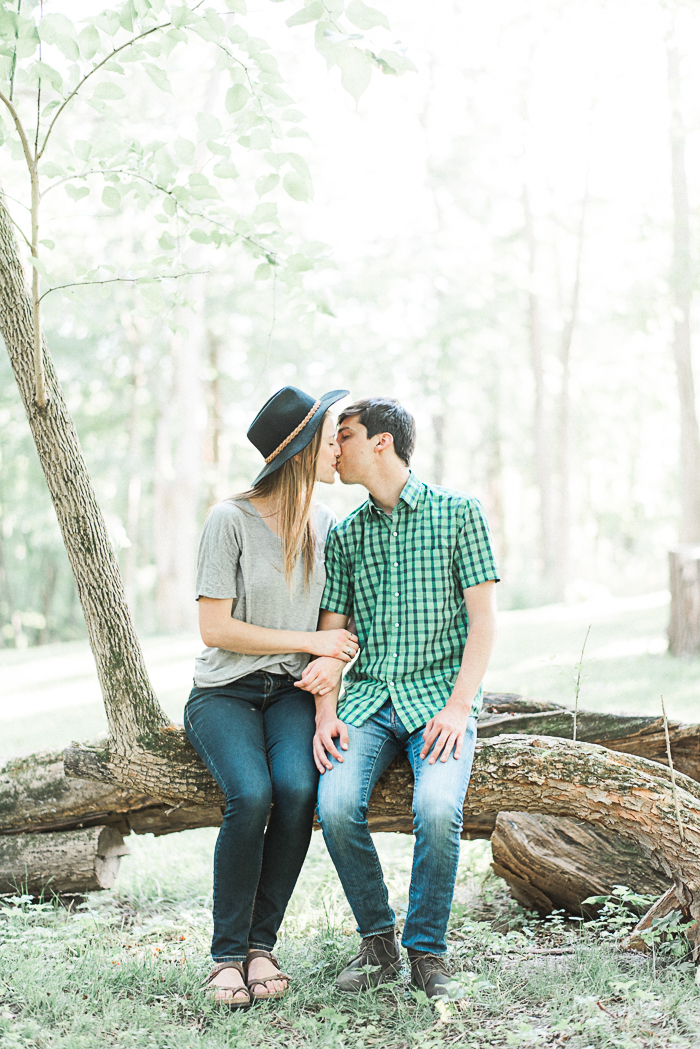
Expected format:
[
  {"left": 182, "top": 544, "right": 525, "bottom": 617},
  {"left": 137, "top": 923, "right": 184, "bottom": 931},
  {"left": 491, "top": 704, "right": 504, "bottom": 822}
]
[{"left": 415, "top": 953, "right": 449, "bottom": 978}]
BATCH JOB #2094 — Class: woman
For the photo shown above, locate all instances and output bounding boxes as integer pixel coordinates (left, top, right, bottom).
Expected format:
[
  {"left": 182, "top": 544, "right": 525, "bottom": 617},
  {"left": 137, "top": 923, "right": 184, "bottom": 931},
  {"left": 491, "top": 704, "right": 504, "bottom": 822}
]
[{"left": 185, "top": 386, "right": 357, "bottom": 1006}]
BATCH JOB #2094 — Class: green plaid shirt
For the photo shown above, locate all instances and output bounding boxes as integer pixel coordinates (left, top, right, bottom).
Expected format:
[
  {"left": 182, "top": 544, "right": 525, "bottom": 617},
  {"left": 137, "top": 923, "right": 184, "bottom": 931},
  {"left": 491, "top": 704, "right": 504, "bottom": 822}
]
[{"left": 321, "top": 472, "right": 499, "bottom": 732}]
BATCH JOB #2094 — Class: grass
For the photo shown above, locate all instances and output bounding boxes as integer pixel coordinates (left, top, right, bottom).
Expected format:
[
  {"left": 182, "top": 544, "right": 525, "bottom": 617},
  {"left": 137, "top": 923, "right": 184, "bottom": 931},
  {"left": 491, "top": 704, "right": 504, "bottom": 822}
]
[
  {"left": 1, "top": 830, "right": 699, "bottom": 1048},
  {"left": 1, "top": 592, "right": 700, "bottom": 1045}
]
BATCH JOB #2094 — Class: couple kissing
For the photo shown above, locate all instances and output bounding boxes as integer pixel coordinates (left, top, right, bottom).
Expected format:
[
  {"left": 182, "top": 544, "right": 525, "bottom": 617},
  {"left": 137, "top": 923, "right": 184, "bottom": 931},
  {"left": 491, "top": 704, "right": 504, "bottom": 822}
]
[{"left": 184, "top": 386, "right": 499, "bottom": 1006}]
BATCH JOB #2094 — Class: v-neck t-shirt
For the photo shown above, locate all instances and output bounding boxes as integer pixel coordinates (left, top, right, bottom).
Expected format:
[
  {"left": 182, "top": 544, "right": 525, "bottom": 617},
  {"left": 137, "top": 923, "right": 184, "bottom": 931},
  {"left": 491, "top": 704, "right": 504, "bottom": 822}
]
[{"left": 193, "top": 497, "right": 337, "bottom": 687}]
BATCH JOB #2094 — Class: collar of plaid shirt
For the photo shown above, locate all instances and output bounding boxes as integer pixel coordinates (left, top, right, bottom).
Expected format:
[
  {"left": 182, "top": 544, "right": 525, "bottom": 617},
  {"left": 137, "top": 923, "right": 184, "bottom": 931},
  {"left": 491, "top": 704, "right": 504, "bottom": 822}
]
[{"left": 321, "top": 472, "right": 499, "bottom": 732}]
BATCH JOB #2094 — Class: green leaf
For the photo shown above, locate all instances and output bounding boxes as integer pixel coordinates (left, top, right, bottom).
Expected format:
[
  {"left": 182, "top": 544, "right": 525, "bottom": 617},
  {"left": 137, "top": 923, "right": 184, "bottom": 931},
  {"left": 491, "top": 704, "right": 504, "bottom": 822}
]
[
  {"left": 249, "top": 128, "right": 272, "bottom": 150},
  {"left": 262, "top": 83, "right": 293, "bottom": 104},
  {"left": 255, "top": 263, "right": 272, "bottom": 280},
  {"left": 158, "top": 231, "right": 176, "bottom": 250},
  {"left": 228, "top": 25, "right": 248, "bottom": 43},
  {"left": 74, "top": 140, "right": 92, "bottom": 161},
  {"left": 40, "top": 239, "right": 55, "bottom": 250},
  {"left": 283, "top": 172, "right": 311, "bottom": 202},
  {"left": 207, "top": 141, "right": 230, "bottom": 157},
  {"left": 102, "top": 186, "right": 121, "bottom": 209},
  {"left": 225, "top": 0, "right": 247, "bottom": 11},
  {"left": 197, "top": 113, "right": 222, "bottom": 140},
  {"left": 287, "top": 253, "right": 313, "bottom": 271},
  {"left": 281, "top": 109, "right": 304, "bottom": 122},
  {"left": 189, "top": 184, "right": 222, "bottom": 200},
  {"left": 288, "top": 128, "right": 311, "bottom": 139},
  {"left": 189, "top": 229, "right": 211, "bottom": 243},
  {"left": 337, "top": 47, "right": 372, "bottom": 101},
  {"left": 376, "top": 49, "right": 417, "bottom": 74},
  {"left": 226, "top": 84, "right": 249, "bottom": 113},
  {"left": 346, "top": 0, "right": 390, "bottom": 31},
  {"left": 285, "top": 152, "right": 311, "bottom": 180},
  {"left": 256, "top": 174, "right": 279, "bottom": 196},
  {"left": 213, "top": 161, "right": 239, "bottom": 179},
  {"left": 94, "top": 81, "right": 125, "bottom": 100},
  {"left": 174, "top": 137, "right": 195, "bottom": 164},
  {"left": 31, "top": 60, "right": 63, "bottom": 91},
  {"left": 162, "top": 195, "right": 177, "bottom": 216},
  {"left": 40, "top": 162, "right": 65, "bottom": 178},
  {"left": 29, "top": 256, "right": 49, "bottom": 279},
  {"left": 79, "top": 25, "right": 101, "bottom": 60},
  {"left": 143, "top": 63, "right": 172, "bottom": 93},
  {"left": 253, "top": 202, "right": 278, "bottom": 223},
  {"left": 65, "top": 184, "right": 89, "bottom": 201},
  {"left": 286, "top": 3, "right": 324, "bottom": 27},
  {"left": 39, "top": 13, "right": 77, "bottom": 43}
]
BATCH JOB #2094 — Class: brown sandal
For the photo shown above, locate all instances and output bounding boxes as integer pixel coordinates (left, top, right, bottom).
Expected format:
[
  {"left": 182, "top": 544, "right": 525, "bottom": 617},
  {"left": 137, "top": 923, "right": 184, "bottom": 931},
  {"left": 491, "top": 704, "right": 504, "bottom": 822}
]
[
  {"left": 202, "top": 960, "right": 251, "bottom": 1008},
  {"left": 245, "top": 950, "right": 291, "bottom": 1001}
]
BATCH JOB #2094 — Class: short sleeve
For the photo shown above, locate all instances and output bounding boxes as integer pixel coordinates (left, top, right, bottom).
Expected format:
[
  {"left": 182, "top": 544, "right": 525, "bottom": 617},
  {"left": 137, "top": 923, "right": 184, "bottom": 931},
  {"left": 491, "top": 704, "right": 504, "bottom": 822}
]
[
  {"left": 455, "top": 499, "right": 500, "bottom": 589},
  {"left": 195, "top": 503, "right": 242, "bottom": 601},
  {"left": 321, "top": 528, "right": 354, "bottom": 616}
]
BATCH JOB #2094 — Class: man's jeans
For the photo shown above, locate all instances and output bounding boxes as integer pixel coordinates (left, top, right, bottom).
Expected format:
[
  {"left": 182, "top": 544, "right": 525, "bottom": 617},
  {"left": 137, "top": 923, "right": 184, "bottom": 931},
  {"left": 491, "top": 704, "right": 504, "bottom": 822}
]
[
  {"left": 317, "top": 701, "right": 477, "bottom": 955},
  {"left": 185, "top": 673, "right": 318, "bottom": 962}
]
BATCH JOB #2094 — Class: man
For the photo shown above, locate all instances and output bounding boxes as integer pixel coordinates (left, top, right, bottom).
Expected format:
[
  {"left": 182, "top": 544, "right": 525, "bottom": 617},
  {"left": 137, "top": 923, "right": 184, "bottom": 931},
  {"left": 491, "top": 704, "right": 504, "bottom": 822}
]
[{"left": 299, "top": 397, "right": 499, "bottom": 998}]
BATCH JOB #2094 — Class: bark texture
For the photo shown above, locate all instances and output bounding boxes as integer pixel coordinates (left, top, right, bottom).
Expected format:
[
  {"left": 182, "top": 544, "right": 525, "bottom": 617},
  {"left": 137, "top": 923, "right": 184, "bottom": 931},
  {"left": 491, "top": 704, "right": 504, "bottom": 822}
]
[
  {"left": 0, "top": 190, "right": 167, "bottom": 748},
  {"left": 667, "top": 45, "right": 700, "bottom": 543},
  {"left": 668, "top": 545, "right": 700, "bottom": 656},
  {"left": 0, "top": 826, "right": 129, "bottom": 895},
  {"left": 491, "top": 811, "right": 670, "bottom": 915}
]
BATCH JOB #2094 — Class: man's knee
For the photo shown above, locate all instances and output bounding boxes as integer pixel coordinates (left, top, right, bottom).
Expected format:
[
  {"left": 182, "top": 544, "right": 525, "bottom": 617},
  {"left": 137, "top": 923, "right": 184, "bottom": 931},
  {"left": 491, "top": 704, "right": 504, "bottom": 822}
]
[
  {"left": 317, "top": 769, "right": 365, "bottom": 830},
  {"left": 413, "top": 781, "right": 463, "bottom": 836}
]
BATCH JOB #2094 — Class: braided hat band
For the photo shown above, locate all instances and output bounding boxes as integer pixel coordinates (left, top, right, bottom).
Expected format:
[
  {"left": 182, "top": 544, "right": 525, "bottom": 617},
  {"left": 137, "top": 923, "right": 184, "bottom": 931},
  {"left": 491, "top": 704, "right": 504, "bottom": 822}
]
[{"left": 264, "top": 399, "right": 322, "bottom": 464}]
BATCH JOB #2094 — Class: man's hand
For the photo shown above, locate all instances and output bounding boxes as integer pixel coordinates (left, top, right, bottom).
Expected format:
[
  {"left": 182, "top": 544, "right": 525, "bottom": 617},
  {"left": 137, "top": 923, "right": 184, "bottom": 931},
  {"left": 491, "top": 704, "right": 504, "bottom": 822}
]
[
  {"left": 313, "top": 710, "right": 349, "bottom": 774},
  {"left": 294, "top": 656, "right": 344, "bottom": 696},
  {"left": 420, "top": 702, "right": 470, "bottom": 764}
]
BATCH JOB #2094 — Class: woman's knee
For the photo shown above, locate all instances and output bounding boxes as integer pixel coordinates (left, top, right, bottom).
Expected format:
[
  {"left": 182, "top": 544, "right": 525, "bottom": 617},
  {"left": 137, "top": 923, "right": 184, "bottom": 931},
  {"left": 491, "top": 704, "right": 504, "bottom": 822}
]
[{"left": 224, "top": 778, "right": 273, "bottom": 823}]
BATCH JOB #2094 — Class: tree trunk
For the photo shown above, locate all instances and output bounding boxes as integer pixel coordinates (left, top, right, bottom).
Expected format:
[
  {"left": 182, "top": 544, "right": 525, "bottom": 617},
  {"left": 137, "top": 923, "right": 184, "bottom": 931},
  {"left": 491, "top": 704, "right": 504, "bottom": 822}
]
[
  {"left": 554, "top": 176, "right": 588, "bottom": 602},
  {"left": 522, "top": 184, "right": 554, "bottom": 590},
  {"left": 668, "top": 545, "right": 700, "bottom": 656},
  {"left": 0, "top": 826, "right": 129, "bottom": 896},
  {"left": 667, "top": 44, "right": 700, "bottom": 545},
  {"left": 0, "top": 189, "right": 168, "bottom": 753},
  {"left": 491, "top": 811, "right": 670, "bottom": 915}
]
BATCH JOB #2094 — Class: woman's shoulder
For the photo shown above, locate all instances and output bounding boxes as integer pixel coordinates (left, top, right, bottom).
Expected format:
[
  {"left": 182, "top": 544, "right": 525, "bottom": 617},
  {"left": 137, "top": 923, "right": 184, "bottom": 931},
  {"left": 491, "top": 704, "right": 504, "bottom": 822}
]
[
  {"left": 313, "top": 501, "right": 338, "bottom": 540},
  {"left": 203, "top": 498, "right": 252, "bottom": 534}
]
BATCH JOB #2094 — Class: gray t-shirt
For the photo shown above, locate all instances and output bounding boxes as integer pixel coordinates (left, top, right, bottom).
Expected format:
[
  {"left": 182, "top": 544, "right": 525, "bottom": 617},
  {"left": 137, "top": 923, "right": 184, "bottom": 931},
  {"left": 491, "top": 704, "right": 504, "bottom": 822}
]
[{"left": 193, "top": 498, "right": 337, "bottom": 687}]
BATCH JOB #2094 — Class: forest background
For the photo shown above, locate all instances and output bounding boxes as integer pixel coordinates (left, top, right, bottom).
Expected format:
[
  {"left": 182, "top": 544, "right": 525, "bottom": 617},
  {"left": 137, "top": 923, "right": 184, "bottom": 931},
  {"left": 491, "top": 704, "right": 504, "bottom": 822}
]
[{"left": 1, "top": 0, "right": 697, "bottom": 649}]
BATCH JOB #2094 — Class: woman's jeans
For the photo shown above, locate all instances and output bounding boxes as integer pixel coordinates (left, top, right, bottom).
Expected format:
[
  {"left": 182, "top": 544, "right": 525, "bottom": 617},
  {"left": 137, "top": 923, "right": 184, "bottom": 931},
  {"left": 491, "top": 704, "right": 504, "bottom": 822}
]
[
  {"left": 185, "top": 672, "right": 319, "bottom": 963},
  {"left": 317, "top": 701, "right": 478, "bottom": 956}
]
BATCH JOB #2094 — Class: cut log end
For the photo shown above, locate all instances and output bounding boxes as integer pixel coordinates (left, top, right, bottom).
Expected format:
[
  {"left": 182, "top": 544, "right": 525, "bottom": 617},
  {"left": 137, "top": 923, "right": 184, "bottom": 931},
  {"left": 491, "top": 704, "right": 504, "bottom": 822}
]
[{"left": 0, "top": 826, "right": 130, "bottom": 896}]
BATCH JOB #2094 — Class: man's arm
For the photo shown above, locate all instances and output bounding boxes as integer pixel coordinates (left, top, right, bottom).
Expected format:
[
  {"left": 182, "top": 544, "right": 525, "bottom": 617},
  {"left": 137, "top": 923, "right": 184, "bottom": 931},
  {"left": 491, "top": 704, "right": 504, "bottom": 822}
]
[{"left": 420, "top": 579, "right": 498, "bottom": 764}]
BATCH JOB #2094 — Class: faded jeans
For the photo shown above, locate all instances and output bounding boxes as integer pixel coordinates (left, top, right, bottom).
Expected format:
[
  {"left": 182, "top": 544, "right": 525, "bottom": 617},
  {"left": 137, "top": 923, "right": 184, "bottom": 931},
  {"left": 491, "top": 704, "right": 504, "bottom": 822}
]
[
  {"left": 185, "top": 672, "right": 319, "bottom": 962},
  {"left": 317, "top": 700, "right": 477, "bottom": 955}
]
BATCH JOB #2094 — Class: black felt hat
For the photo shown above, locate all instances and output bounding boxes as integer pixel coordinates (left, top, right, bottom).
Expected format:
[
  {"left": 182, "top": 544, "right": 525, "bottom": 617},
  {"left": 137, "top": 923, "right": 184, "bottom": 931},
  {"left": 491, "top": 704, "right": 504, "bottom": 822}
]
[{"left": 248, "top": 386, "right": 349, "bottom": 485}]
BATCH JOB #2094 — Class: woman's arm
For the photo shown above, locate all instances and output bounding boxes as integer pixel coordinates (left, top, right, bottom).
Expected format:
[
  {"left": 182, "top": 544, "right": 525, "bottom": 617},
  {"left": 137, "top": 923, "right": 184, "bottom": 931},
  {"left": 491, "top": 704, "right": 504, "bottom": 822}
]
[{"left": 198, "top": 597, "right": 358, "bottom": 661}]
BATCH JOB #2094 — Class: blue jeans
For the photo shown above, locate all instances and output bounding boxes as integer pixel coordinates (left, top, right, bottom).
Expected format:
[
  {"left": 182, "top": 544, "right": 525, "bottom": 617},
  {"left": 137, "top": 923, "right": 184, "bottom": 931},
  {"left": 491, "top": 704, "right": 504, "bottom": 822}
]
[
  {"left": 185, "top": 672, "right": 319, "bottom": 962},
  {"left": 317, "top": 701, "right": 477, "bottom": 955}
]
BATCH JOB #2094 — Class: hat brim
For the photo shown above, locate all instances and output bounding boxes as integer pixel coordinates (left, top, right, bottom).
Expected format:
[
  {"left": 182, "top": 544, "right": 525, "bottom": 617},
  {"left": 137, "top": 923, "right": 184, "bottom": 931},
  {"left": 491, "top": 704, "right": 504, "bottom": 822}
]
[{"left": 251, "top": 388, "right": 349, "bottom": 485}]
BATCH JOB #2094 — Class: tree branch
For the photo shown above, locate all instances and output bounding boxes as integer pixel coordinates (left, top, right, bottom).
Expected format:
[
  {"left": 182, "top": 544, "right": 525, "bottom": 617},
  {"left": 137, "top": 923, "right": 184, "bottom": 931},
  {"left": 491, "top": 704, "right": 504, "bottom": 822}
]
[
  {"left": 38, "top": 270, "right": 207, "bottom": 304},
  {"left": 0, "top": 88, "right": 35, "bottom": 173}
]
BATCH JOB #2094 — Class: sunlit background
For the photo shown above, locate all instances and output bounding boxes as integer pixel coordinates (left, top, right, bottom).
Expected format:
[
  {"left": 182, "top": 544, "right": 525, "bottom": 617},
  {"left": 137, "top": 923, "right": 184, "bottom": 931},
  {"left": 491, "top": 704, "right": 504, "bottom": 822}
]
[{"left": 2, "top": 0, "right": 699, "bottom": 728}]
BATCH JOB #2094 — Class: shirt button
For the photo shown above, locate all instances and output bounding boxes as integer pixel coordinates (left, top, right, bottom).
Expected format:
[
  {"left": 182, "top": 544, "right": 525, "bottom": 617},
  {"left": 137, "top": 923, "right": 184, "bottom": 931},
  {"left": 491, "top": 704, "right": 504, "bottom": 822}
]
[
  {"left": 393, "top": 531, "right": 398, "bottom": 536},
  {"left": 393, "top": 653, "right": 398, "bottom": 658},
  {"left": 394, "top": 592, "right": 399, "bottom": 597},
  {"left": 393, "top": 561, "right": 399, "bottom": 567}
]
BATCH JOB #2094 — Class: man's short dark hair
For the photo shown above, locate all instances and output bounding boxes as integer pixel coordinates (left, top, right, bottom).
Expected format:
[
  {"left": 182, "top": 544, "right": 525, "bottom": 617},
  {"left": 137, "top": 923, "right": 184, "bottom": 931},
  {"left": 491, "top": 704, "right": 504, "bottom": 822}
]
[{"left": 339, "top": 398, "right": 416, "bottom": 466}]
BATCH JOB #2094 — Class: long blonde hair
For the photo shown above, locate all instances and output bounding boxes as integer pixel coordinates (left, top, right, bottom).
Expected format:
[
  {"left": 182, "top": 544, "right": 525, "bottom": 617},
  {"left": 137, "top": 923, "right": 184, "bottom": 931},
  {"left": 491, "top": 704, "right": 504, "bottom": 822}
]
[{"left": 237, "top": 413, "right": 327, "bottom": 587}]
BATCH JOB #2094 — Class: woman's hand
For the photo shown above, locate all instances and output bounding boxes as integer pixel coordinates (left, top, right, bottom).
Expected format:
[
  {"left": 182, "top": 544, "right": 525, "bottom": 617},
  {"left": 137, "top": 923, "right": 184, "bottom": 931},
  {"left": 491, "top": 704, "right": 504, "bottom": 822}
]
[
  {"left": 294, "top": 656, "right": 345, "bottom": 696},
  {"left": 307, "top": 629, "right": 358, "bottom": 661}
]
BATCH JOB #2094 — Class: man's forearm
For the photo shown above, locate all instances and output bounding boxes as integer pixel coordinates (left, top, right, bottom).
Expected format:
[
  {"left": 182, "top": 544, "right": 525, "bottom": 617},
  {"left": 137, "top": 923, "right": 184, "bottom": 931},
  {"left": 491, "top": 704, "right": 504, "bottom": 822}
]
[{"left": 446, "top": 616, "right": 497, "bottom": 711}]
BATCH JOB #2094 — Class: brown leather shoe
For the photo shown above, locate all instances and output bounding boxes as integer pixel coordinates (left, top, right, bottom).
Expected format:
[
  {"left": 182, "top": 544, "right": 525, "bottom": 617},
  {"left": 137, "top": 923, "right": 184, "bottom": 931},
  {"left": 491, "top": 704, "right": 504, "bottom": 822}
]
[
  {"left": 336, "top": 930, "right": 402, "bottom": 992},
  {"left": 408, "top": 950, "right": 454, "bottom": 999}
]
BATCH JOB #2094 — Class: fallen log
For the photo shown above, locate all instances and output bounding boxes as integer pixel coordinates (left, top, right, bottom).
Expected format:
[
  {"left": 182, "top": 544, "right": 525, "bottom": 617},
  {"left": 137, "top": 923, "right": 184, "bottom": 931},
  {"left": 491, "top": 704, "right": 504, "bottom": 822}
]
[
  {"left": 0, "top": 826, "right": 129, "bottom": 896},
  {"left": 490, "top": 812, "right": 671, "bottom": 914}
]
